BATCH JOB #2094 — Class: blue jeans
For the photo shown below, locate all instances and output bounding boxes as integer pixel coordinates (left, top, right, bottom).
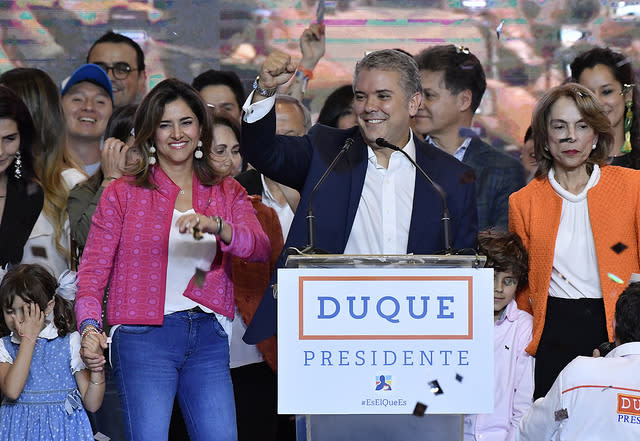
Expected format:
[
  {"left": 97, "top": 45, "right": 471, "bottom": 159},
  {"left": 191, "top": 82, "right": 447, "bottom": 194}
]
[{"left": 111, "top": 310, "right": 237, "bottom": 441}]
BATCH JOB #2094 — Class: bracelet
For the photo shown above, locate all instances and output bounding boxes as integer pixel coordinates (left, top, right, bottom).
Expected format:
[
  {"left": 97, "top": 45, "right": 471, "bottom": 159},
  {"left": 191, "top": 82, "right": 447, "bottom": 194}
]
[
  {"left": 81, "top": 327, "right": 100, "bottom": 340},
  {"left": 209, "top": 216, "right": 223, "bottom": 235},
  {"left": 297, "top": 66, "right": 314, "bottom": 80},
  {"left": 80, "top": 319, "right": 102, "bottom": 335},
  {"left": 90, "top": 378, "right": 106, "bottom": 385}
]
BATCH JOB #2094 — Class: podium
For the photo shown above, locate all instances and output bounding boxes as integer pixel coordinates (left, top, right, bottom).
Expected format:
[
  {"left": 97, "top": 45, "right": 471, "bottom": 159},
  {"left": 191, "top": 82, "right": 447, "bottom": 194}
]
[{"left": 278, "top": 254, "right": 491, "bottom": 441}]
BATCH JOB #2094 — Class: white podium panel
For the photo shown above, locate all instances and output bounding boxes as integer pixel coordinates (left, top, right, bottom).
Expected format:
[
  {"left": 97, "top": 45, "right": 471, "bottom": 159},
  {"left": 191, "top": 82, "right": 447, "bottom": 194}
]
[{"left": 278, "top": 267, "right": 494, "bottom": 415}]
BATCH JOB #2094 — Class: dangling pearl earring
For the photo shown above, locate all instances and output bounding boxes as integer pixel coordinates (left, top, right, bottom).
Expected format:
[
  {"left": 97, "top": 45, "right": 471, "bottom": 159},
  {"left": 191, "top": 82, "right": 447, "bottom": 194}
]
[
  {"left": 194, "top": 140, "right": 203, "bottom": 159},
  {"left": 13, "top": 151, "right": 22, "bottom": 180},
  {"left": 592, "top": 140, "right": 597, "bottom": 150},
  {"left": 149, "top": 145, "right": 157, "bottom": 165}
]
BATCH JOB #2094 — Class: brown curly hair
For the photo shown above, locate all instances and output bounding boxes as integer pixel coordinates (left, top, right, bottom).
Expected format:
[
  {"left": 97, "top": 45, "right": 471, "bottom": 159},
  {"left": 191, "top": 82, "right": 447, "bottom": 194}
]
[{"left": 478, "top": 230, "right": 529, "bottom": 292}]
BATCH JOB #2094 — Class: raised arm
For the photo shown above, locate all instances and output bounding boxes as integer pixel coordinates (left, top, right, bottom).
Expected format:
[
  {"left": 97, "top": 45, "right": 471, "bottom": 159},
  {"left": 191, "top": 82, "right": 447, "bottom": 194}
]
[
  {"left": 251, "top": 51, "right": 297, "bottom": 105},
  {"left": 286, "top": 23, "right": 326, "bottom": 102}
]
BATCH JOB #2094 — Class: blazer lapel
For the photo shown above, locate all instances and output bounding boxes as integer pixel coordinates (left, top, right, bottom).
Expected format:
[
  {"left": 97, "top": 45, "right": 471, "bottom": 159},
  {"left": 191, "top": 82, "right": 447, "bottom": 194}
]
[
  {"left": 407, "top": 138, "right": 446, "bottom": 254},
  {"left": 344, "top": 133, "right": 368, "bottom": 251}
]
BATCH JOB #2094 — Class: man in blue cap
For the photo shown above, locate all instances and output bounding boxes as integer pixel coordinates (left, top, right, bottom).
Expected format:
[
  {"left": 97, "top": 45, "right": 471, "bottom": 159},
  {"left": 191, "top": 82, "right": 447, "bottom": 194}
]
[{"left": 61, "top": 64, "right": 114, "bottom": 175}]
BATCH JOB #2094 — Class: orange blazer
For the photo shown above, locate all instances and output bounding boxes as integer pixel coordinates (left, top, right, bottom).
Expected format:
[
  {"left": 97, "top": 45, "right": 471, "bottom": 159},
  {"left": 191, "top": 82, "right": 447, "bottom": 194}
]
[{"left": 509, "top": 165, "right": 640, "bottom": 355}]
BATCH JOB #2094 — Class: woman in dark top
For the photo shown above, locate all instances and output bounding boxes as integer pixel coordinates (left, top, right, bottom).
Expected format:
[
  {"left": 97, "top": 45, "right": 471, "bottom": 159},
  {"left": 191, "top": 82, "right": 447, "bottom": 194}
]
[
  {"left": 571, "top": 47, "right": 640, "bottom": 169},
  {"left": 0, "top": 86, "right": 43, "bottom": 274}
]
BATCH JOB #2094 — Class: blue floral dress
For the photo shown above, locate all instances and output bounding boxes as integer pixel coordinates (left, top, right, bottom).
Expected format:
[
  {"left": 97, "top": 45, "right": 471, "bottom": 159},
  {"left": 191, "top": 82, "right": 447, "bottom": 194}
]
[{"left": 0, "top": 327, "right": 93, "bottom": 441}]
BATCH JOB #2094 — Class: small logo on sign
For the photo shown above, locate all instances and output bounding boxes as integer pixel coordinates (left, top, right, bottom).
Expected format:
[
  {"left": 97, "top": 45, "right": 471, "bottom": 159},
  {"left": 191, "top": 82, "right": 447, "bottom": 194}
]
[{"left": 375, "top": 375, "right": 392, "bottom": 391}]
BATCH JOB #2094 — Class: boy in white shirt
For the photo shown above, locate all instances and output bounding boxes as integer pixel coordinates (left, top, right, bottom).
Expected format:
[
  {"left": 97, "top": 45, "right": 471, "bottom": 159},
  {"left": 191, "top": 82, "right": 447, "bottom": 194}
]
[{"left": 465, "top": 230, "right": 535, "bottom": 441}]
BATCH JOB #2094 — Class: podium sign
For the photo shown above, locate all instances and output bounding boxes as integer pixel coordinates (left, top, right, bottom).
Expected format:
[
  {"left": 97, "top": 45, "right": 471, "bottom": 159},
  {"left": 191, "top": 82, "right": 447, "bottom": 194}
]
[{"left": 277, "top": 267, "right": 494, "bottom": 414}]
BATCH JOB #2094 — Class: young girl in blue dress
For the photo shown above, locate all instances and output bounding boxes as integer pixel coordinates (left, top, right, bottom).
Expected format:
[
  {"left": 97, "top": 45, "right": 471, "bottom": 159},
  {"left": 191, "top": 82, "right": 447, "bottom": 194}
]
[{"left": 0, "top": 264, "right": 105, "bottom": 441}]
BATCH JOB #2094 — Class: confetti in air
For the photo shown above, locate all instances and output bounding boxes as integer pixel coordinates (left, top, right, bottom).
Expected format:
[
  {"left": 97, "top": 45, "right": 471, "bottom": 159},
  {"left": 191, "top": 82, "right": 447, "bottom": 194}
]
[
  {"left": 429, "top": 380, "right": 443, "bottom": 395},
  {"left": 413, "top": 402, "right": 427, "bottom": 416},
  {"left": 607, "top": 273, "right": 624, "bottom": 284},
  {"left": 611, "top": 242, "right": 628, "bottom": 254}
]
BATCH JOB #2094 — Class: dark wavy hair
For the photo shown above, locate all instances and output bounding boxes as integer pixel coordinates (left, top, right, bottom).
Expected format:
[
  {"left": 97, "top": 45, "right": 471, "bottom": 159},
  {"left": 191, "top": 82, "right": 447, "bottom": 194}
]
[
  {"left": 0, "top": 264, "right": 75, "bottom": 337},
  {"left": 614, "top": 282, "right": 640, "bottom": 345},
  {"left": 317, "top": 84, "right": 355, "bottom": 128},
  {"left": 570, "top": 47, "right": 640, "bottom": 169},
  {"left": 478, "top": 230, "right": 529, "bottom": 292},
  {"left": 0, "top": 86, "right": 37, "bottom": 184},
  {"left": 130, "top": 78, "right": 220, "bottom": 187}
]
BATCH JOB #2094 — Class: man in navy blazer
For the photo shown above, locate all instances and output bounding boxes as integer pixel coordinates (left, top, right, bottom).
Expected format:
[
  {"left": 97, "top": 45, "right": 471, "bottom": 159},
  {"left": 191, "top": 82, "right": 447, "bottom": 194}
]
[
  {"left": 241, "top": 49, "right": 478, "bottom": 344},
  {"left": 413, "top": 45, "right": 525, "bottom": 231}
]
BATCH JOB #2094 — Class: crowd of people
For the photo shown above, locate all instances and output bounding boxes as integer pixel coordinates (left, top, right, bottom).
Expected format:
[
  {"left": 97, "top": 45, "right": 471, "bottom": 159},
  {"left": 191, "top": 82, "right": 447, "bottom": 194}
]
[{"left": 0, "top": 22, "right": 640, "bottom": 441}]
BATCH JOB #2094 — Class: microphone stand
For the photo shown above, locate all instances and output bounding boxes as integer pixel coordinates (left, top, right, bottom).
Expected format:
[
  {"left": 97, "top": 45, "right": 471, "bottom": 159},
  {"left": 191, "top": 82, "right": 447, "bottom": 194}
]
[
  {"left": 288, "top": 137, "right": 354, "bottom": 255},
  {"left": 375, "top": 137, "right": 452, "bottom": 255}
]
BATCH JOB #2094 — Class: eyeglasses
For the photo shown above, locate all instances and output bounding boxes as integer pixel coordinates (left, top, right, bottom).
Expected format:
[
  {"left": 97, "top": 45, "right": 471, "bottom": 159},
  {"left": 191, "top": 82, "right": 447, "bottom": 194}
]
[{"left": 94, "top": 62, "right": 138, "bottom": 80}]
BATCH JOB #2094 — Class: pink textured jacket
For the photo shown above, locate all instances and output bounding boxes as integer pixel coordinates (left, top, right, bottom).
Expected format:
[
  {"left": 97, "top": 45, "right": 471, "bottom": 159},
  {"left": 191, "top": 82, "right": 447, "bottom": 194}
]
[{"left": 75, "top": 166, "right": 270, "bottom": 328}]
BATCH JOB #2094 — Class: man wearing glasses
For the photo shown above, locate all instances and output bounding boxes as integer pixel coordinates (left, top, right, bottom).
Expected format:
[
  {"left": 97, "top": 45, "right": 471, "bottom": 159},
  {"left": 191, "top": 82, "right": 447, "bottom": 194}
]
[{"left": 87, "top": 31, "right": 147, "bottom": 107}]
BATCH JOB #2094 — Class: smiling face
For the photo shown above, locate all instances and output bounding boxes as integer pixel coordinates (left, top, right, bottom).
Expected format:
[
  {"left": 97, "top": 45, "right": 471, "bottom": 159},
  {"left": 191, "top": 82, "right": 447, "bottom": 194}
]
[
  {"left": 0, "top": 118, "right": 20, "bottom": 177},
  {"left": 353, "top": 68, "right": 420, "bottom": 149},
  {"left": 547, "top": 96, "right": 598, "bottom": 174},
  {"left": 494, "top": 271, "right": 518, "bottom": 319},
  {"left": 153, "top": 98, "right": 201, "bottom": 169},
  {"left": 414, "top": 69, "right": 463, "bottom": 138},
  {"left": 61, "top": 81, "right": 113, "bottom": 142},
  {"left": 88, "top": 42, "right": 145, "bottom": 107},
  {"left": 577, "top": 64, "right": 629, "bottom": 133}
]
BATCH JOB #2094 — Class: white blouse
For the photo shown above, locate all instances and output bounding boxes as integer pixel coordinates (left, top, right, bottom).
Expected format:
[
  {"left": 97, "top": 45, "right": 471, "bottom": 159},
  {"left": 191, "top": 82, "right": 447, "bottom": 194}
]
[
  {"left": 548, "top": 165, "right": 602, "bottom": 299},
  {"left": 164, "top": 208, "right": 232, "bottom": 340}
]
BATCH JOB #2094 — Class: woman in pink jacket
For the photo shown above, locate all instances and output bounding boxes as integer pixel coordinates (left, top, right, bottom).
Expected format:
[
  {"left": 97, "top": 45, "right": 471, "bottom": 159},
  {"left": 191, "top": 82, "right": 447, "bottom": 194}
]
[{"left": 75, "top": 79, "right": 270, "bottom": 441}]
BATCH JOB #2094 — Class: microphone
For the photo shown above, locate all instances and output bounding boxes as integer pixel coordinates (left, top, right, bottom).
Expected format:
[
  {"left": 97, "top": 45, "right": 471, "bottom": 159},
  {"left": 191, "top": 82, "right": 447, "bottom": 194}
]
[
  {"left": 290, "top": 137, "right": 354, "bottom": 255},
  {"left": 375, "top": 137, "right": 452, "bottom": 254}
]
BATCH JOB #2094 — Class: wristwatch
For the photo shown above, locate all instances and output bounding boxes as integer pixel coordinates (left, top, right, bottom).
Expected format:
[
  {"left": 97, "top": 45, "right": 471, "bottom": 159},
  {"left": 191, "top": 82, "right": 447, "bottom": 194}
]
[{"left": 252, "top": 76, "right": 278, "bottom": 97}]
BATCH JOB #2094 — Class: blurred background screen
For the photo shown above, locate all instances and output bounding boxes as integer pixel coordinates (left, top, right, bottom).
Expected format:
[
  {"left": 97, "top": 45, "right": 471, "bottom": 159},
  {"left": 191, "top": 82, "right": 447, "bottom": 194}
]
[{"left": 2, "top": 0, "right": 639, "bottom": 149}]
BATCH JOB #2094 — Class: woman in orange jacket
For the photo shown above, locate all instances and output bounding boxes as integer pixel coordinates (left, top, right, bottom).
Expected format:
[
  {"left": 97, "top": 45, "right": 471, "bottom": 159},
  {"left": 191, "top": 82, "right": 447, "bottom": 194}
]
[{"left": 509, "top": 83, "right": 640, "bottom": 399}]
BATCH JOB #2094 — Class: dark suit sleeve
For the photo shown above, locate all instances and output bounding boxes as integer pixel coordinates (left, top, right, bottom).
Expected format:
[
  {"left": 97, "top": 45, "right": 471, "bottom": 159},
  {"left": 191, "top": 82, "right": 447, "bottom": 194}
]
[
  {"left": 241, "top": 106, "right": 314, "bottom": 191},
  {"left": 451, "top": 177, "right": 479, "bottom": 251},
  {"left": 490, "top": 163, "right": 526, "bottom": 231}
]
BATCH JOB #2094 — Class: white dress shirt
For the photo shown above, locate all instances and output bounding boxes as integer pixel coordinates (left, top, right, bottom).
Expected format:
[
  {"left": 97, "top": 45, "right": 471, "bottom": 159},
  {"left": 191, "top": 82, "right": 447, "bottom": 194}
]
[
  {"left": 343, "top": 138, "right": 416, "bottom": 254},
  {"left": 426, "top": 135, "right": 472, "bottom": 161},
  {"left": 243, "top": 92, "right": 417, "bottom": 255},
  {"left": 260, "top": 174, "right": 294, "bottom": 241}
]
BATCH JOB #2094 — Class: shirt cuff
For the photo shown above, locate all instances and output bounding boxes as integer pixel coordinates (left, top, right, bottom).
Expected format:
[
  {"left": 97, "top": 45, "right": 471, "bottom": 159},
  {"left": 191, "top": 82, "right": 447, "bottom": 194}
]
[{"left": 242, "top": 91, "right": 276, "bottom": 123}]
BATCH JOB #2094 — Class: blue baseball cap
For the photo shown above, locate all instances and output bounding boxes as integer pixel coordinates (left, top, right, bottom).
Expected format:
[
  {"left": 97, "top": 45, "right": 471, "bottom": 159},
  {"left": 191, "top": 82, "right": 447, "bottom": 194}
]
[{"left": 61, "top": 64, "right": 114, "bottom": 102}]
